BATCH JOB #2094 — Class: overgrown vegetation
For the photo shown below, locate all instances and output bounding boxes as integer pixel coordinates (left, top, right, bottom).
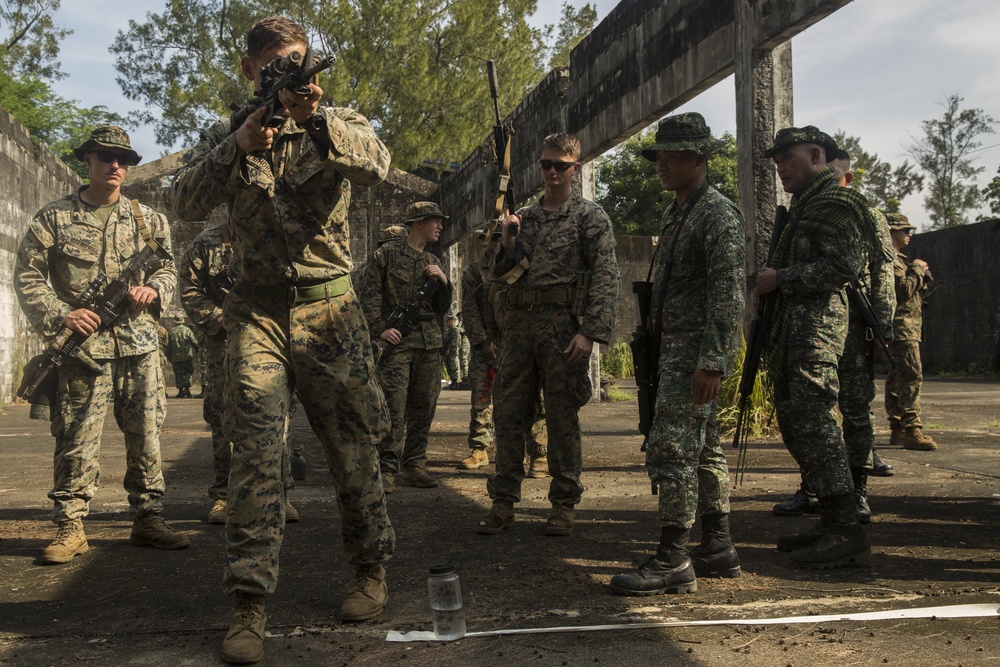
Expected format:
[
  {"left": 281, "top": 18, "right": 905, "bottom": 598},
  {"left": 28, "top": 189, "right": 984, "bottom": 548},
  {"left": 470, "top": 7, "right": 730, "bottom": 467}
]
[
  {"left": 600, "top": 342, "right": 633, "bottom": 379},
  {"left": 717, "top": 338, "right": 778, "bottom": 439},
  {"left": 606, "top": 387, "right": 635, "bottom": 403}
]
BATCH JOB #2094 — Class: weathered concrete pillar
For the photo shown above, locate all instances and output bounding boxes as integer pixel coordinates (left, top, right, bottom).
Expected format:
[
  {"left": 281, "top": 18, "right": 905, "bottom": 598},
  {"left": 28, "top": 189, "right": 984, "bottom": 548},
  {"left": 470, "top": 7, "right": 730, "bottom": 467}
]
[{"left": 574, "top": 162, "right": 603, "bottom": 402}]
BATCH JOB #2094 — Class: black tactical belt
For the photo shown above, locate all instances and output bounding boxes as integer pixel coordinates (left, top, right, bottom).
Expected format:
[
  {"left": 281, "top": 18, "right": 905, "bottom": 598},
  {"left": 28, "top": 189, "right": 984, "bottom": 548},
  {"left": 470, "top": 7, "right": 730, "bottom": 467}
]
[
  {"left": 506, "top": 286, "right": 574, "bottom": 308},
  {"left": 235, "top": 274, "right": 352, "bottom": 305}
]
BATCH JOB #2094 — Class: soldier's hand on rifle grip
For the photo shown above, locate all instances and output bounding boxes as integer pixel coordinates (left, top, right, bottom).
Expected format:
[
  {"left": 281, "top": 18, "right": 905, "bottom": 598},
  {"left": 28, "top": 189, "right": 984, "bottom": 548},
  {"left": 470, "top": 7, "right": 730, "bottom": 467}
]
[
  {"left": 756, "top": 266, "right": 780, "bottom": 295},
  {"left": 691, "top": 369, "right": 722, "bottom": 405},
  {"left": 482, "top": 341, "right": 497, "bottom": 361},
  {"left": 65, "top": 308, "right": 101, "bottom": 336},
  {"left": 423, "top": 264, "right": 448, "bottom": 285},
  {"left": 278, "top": 83, "right": 322, "bottom": 124},
  {"left": 380, "top": 328, "right": 403, "bottom": 346},
  {"left": 501, "top": 213, "right": 521, "bottom": 248},
  {"left": 236, "top": 107, "right": 277, "bottom": 154},
  {"left": 129, "top": 285, "right": 158, "bottom": 311}
]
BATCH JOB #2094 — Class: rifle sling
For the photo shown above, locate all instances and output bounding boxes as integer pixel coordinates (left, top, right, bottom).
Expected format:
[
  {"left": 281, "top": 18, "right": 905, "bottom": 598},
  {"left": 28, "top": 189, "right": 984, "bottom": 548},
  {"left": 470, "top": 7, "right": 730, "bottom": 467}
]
[{"left": 130, "top": 200, "right": 161, "bottom": 254}]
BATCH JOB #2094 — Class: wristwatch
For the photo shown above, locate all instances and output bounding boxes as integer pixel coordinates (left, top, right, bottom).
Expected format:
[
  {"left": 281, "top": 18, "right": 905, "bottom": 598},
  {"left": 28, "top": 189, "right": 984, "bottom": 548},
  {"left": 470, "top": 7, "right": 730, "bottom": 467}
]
[
  {"left": 301, "top": 113, "right": 326, "bottom": 134},
  {"left": 148, "top": 281, "right": 162, "bottom": 299}
]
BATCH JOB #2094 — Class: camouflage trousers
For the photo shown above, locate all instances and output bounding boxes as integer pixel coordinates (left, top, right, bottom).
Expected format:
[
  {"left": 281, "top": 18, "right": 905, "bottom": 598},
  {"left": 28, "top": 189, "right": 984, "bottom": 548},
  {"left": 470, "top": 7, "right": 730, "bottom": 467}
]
[
  {"left": 646, "top": 370, "right": 730, "bottom": 529},
  {"left": 444, "top": 345, "right": 462, "bottom": 383},
  {"left": 885, "top": 339, "right": 923, "bottom": 429},
  {"left": 223, "top": 288, "right": 394, "bottom": 596},
  {"left": 467, "top": 345, "right": 547, "bottom": 457},
  {"left": 204, "top": 332, "right": 293, "bottom": 501},
  {"left": 376, "top": 346, "right": 442, "bottom": 473},
  {"left": 774, "top": 350, "right": 853, "bottom": 500},
  {"left": 488, "top": 308, "right": 592, "bottom": 507},
  {"left": 49, "top": 351, "right": 167, "bottom": 523},
  {"left": 459, "top": 335, "right": 470, "bottom": 379},
  {"left": 838, "top": 320, "right": 876, "bottom": 469},
  {"left": 171, "top": 360, "right": 194, "bottom": 389}
]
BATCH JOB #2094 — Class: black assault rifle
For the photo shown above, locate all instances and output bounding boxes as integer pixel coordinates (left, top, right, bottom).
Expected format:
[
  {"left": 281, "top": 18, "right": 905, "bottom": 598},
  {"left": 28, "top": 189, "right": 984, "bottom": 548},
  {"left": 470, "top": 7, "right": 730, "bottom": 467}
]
[
  {"left": 229, "top": 48, "right": 336, "bottom": 133},
  {"left": 630, "top": 281, "right": 657, "bottom": 442},
  {"left": 17, "top": 240, "right": 173, "bottom": 408},
  {"left": 846, "top": 279, "right": 895, "bottom": 370},
  {"left": 380, "top": 277, "right": 442, "bottom": 356},
  {"left": 485, "top": 60, "right": 515, "bottom": 238}
]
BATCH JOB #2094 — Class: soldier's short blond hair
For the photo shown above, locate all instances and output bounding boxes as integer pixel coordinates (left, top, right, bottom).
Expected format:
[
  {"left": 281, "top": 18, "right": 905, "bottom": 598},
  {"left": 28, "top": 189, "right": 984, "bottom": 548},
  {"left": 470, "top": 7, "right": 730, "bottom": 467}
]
[
  {"left": 247, "top": 16, "right": 308, "bottom": 60},
  {"left": 541, "top": 133, "right": 581, "bottom": 159}
]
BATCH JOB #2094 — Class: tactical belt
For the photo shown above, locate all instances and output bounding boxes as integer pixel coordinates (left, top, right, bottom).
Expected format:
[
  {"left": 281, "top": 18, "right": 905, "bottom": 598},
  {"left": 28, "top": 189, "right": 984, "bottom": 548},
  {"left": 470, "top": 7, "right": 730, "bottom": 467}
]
[
  {"left": 235, "top": 275, "right": 352, "bottom": 305},
  {"left": 506, "top": 286, "right": 574, "bottom": 309}
]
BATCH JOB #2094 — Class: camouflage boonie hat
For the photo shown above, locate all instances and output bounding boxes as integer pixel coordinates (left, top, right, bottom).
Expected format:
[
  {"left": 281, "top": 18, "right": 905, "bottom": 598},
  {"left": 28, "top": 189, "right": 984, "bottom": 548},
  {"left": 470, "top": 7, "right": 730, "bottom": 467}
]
[
  {"left": 73, "top": 125, "right": 142, "bottom": 164},
  {"left": 763, "top": 126, "right": 838, "bottom": 162},
  {"left": 640, "top": 112, "right": 726, "bottom": 162},
  {"left": 884, "top": 212, "right": 916, "bottom": 231},
  {"left": 405, "top": 201, "right": 449, "bottom": 224},
  {"left": 378, "top": 225, "right": 407, "bottom": 246}
]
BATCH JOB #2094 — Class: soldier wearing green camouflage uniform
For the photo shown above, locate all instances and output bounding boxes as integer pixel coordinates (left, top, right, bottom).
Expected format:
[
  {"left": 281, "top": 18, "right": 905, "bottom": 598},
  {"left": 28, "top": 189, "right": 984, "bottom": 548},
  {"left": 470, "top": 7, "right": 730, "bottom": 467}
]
[
  {"left": 885, "top": 213, "right": 938, "bottom": 450},
  {"left": 14, "top": 125, "right": 189, "bottom": 566},
  {"left": 442, "top": 315, "right": 463, "bottom": 388},
  {"left": 457, "top": 314, "right": 471, "bottom": 381},
  {"left": 757, "top": 127, "right": 870, "bottom": 569},
  {"left": 167, "top": 321, "right": 199, "bottom": 397},
  {"left": 178, "top": 222, "right": 299, "bottom": 525},
  {"left": 358, "top": 201, "right": 452, "bottom": 491},
  {"left": 157, "top": 322, "right": 170, "bottom": 372},
  {"left": 171, "top": 15, "right": 394, "bottom": 664},
  {"left": 609, "top": 113, "right": 745, "bottom": 596},
  {"left": 478, "top": 132, "right": 621, "bottom": 537}
]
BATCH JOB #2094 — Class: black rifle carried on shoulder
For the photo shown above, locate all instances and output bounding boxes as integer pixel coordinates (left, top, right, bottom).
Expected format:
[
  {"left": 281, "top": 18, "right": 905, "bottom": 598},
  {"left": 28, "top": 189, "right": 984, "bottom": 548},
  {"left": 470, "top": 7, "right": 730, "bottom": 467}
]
[
  {"left": 732, "top": 205, "right": 790, "bottom": 477},
  {"left": 846, "top": 279, "right": 895, "bottom": 372},
  {"left": 229, "top": 47, "right": 336, "bottom": 133},
  {"left": 17, "top": 238, "right": 173, "bottom": 411},
  {"left": 484, "top": 59, "right": 514, "bottom": 240},
  {"left": 380, "top": 277, "right": 442, "bottom": 357}
]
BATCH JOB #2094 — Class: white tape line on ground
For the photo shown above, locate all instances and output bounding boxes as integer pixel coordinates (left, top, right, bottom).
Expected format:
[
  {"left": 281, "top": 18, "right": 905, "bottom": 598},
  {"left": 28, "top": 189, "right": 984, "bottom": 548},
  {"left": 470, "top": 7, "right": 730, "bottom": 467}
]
[{"left": 386, "top": 602, "right": 1000, "bottom": 642}]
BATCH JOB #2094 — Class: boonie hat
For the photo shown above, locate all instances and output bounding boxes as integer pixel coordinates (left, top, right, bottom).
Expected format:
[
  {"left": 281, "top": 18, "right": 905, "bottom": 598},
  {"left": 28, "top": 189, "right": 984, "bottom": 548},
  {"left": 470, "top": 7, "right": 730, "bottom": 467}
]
[
  {"left": 640, "top": 112, "right": 727, "bottom": 162},
  {"left": 763, "top": 126, "right": 838, "bottom": 162},
  {"left": 378, "top": 225, "right": 407, "bottom": 246},
  {"left": 73, "top": 125, "right": 142, "bottom": 164},
  {"left": 884, "top": 212, "right": 916, "bottom": 231},
  {"left": 405, "top": 201, "right": 449, "bottom": 224}
]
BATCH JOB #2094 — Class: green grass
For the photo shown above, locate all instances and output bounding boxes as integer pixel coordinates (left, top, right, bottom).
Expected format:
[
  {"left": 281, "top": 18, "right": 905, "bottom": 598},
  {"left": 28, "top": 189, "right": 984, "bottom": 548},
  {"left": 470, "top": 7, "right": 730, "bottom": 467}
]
[
  {"left": 601, "top": 342, "right": 634, "bottom": 379},
  {"left": 606, "top": 387, "right": 636, "bottom": 402},
  {"left": 717, "top": 337, "right": 778, "bottom": 439},
  {"left": 987, "top": 420, "right": 1000, "bottom": 428},
  {"left": 923, "top": 423, "right": 945, "bottom": 430}
]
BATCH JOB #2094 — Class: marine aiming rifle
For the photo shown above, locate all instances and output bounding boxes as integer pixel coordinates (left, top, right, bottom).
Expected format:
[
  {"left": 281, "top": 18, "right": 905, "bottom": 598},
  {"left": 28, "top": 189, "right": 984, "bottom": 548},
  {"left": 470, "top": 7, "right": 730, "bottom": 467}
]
[
  {"left": 846, "top": 279, "right": 895, "bottom": 370},
  {"left": 380, "top": 277, "right": 442, "bottom": 356},
  {"left": 17, "top": 239, "right": 173, "bottom": 407},
  {"left": 732, "top": 205, "right": 790, "bottom": 478},
  {"left": 229, "top": 48, "right": 336, "bottom": 133}
]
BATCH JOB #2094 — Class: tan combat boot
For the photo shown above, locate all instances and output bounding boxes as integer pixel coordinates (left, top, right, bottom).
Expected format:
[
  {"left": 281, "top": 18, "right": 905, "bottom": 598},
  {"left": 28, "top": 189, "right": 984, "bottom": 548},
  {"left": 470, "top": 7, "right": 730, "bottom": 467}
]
[
  {"left": 889, "top": 427, "right": 904, "bottom": 447},
  {"left": 208, "top": 499, "right": 227, "bottom": 525},
  {"left": 458, "top": 448, "right": 489, "bottom": 469},
  {"left": 41, "top": 518, "right": 89, "bottom": 565},
  {"left": 526, "top": 456, "right": 549, "bottom": 478},
  {"left": 399, "top": 466, "right": 439, "bottom": 488},
  {"left": 131, "top": 513, "right": 191, "bottom": 549},
  {"left": 341, "top": 564, "right": 387, "bottom": 621},
  {"left": 545, "top": 504, "right": 575, "bottom": 537},
  {"left": 284, "top": 500, "right": 300, "bottom": 523},
  {"left": 902, "top": 427, "right": 938, "bottom": 451},
  {"left": 477, "top": 501, "right": 515, "bottom": 535},
  {"left": 221, "top": 592, "right": 266, "bottom": 664},
  {"left": 382, "top": 471, "right": 396, "bottom": 494}
]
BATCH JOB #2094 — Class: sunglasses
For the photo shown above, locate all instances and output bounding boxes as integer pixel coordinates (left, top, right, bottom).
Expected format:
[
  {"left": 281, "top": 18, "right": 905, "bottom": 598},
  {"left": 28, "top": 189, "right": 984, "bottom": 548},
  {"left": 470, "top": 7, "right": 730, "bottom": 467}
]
[
  {"left": 91, "top": 150, "right": 139, "bottom": 167},
  {"left": 538, "top": 159, "right": 578, "bottom": 172}
]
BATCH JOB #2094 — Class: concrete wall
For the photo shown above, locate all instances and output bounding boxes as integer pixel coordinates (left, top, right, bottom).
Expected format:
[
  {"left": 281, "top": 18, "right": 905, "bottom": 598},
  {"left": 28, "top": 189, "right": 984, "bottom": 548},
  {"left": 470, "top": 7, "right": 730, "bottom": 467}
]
[
  {"left": 0, "top": 108, "right": 82, "bottom": 402},
  {"left": 611, "top": 235, "right": 656, "bottom": 347},
  {"left": 905, "top": 220, "right": 1000, "bottom": 373}
]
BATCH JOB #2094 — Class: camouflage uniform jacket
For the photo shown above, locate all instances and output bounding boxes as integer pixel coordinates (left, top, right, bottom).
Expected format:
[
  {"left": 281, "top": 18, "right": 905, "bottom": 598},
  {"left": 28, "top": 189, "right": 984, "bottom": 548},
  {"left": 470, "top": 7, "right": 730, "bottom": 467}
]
[
  {"left": 358, "top": 239, "right": 451, "bottom": 349},
  {"left": 168, "top": 323, "right": 199, "bottom": 362},
  {"left": 892, "top": 251, "right": 933, "bottom": 342},
  {"left": 171, "top": 107, "right": 390, "bottom": 283},
  {"left": 858, "top": 208, "right": 897, "bottom": 341},
  {"left": 765, "top": 168, "right": 865, "bottom": 379},
  {"left": 14, "top": 189, "right": 176, "bottom": 359},
  {"left": 492, "top": 193, "right": 621, "bottom": 344},
  {"left": 460, "top": 263, "right": 491, "bottom": 346},
  {"left": 180, "top": 221, "right": 234, "bottom": 338},
  {"left": 652, "top": 185, "right": 745, "bottom": 373}
]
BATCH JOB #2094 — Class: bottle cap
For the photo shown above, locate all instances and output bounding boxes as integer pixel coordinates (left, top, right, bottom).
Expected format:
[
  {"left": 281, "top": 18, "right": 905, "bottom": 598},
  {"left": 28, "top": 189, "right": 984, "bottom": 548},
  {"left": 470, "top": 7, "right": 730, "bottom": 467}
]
[{"left": 429, "top": 563, "right": 456, "bottom": 575}]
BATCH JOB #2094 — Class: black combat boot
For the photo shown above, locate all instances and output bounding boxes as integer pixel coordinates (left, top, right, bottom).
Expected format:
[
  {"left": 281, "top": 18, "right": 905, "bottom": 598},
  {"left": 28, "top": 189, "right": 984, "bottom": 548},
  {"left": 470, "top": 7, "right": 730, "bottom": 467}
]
[
  {"left": 870, "top": 447, "right": 894, "bottom": 477},
  {"left": 690, "top": 513, "right": 740, "bottom": 578},
  {"left": 610, "top": 526, "right": 697, "bottom": 595},
  {"left": 852, "top": 466, "right": 872, "bottom": 524},
  {"left": 772, "top": 484, "right": 819, "bottom": 516},
  {"left": 789, "top": 494, "right": 872, "bottom": 569}
]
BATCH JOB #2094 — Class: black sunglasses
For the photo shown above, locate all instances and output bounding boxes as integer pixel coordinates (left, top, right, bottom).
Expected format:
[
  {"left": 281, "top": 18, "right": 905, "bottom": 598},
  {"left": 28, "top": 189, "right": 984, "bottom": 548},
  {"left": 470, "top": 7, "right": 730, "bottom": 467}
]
[
  {"left": 538, "top": 159, "right": 578, "bottom": 172},
  {"left": 91, "top": 150, "right": 139, "bottom": 167}
]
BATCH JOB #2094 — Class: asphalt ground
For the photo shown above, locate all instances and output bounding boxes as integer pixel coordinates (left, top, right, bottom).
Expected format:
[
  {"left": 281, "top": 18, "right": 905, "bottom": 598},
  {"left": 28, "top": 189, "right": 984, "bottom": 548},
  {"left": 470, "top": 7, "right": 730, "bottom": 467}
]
[{"left": 1, "top": 377, "right": 999, "bottom": 666}]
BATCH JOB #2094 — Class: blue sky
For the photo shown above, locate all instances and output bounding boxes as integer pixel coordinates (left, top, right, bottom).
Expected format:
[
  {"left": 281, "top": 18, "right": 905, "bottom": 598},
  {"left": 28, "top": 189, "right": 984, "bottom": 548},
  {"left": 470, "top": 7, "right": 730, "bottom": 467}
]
[{"left": 49, "top": 0, "right": 1000, "bottom": 229}]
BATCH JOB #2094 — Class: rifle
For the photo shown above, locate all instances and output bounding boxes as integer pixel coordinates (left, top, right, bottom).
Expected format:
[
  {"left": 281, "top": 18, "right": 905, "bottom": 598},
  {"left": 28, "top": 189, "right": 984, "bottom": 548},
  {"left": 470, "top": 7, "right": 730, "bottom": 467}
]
[
  {"left": 17, "top": 239, "right": 173, "bottom": 408},
  {"left": 380, "top": 277, "right": 442, "bottom": 356},
  {"left": 732, "top": 206, "right": 790, "bottom": 477},
  {"left": 629, "top": 281, "right": 657, "bottom": 442},
  {"left": 485, "top": 60, "right": 514, "bottom": 237},
  {"left": 229, "top": 48, "right": 336, "bottom": 133},
  {"left": 846, "top": 279, "right": 895, "bottom": 370}
]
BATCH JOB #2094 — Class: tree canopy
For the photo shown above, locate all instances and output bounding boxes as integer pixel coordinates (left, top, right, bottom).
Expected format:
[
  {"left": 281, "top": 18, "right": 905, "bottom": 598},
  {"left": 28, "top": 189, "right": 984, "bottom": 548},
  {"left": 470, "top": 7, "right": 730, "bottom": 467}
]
[
  {"left": 833, "top": 131, "right": 923, "bottom": 214},
  {"left": 110, "top": 0, "right": 596, "bottom": 171},
  {"left": 0, "top": 0, "right": 70, "bottom": 79}
]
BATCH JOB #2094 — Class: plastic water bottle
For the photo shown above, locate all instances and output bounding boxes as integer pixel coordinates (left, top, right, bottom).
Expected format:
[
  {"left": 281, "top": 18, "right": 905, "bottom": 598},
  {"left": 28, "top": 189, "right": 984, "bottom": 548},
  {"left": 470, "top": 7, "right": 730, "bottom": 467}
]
[
  {"left": 290, "top": 449, "right": 307, "bottom": 481},
  {"left": 427, "top": 563, "right": 466, "bottom": 640}
]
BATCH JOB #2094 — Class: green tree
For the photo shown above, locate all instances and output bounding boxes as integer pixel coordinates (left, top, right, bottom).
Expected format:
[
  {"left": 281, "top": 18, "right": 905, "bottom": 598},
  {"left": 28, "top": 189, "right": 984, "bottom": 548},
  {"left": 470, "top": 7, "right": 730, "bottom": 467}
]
[
  {"left": 0, "top": 0, "right": 71, "bottom": 79},
  {"left": 981, "top": 166, "right": 1000, "bottom": 219},
  {"left": 0, "top": 68, "right": 126, "bottom": 178},
  {"left": 833, "top": 131, "right": 923, "bottom": 213},
  {"left": 110, "top": 0, "right": 590, "bottom": 169},
  {"left": 545, "top": 2, "right": 597, "bottom": 69},
  {"left": 596, "top": 129, "right": 738, "bottom": 236},
  {"left": 906, "top": 93, "right": 996, "bottom": 228}
]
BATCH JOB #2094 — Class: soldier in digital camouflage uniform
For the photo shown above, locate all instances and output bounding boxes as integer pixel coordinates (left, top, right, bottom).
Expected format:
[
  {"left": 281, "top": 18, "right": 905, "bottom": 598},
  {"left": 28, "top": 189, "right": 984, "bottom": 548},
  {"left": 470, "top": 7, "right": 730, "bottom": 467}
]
[
  {"left": 14, "top": 125, "right": 190, "bottom": 566},
  {"left": 459, "top": 228, "right": 549, "bottom": 476},
  {"left": 167, "top": 320, "right": 199, "bottom": 397},
  {"left": 157, "top": 321, "right": 170, "bottom": 372},
  {"left": 358, "top": 201, "right": 452, "bottom": 491},
  {"left": 609, "top": 113, "right": 744, "bottom": 596},
  {"left": 442, "top": 314, "right": 463, "bottom": 388},
  {"left": 478, "top": 132, "right": 621, "bottom": 537},
  {"left": 885, "top": 213, "right": 938, "bottom": 451},
  {"left": 757, "top": 126, "right": 870, "bottom": 569},
  {"left": 179, "top": 221, "right": 299, "bottom": 525},
  {"left": 457, "top": 313, "right": 471, "bottom": 382},
  {"left": 171, "top": 16, "right": 394, "bottom": 665},
  {"left": 773, "top": 150, "right": 897, "bottom": 522}
]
